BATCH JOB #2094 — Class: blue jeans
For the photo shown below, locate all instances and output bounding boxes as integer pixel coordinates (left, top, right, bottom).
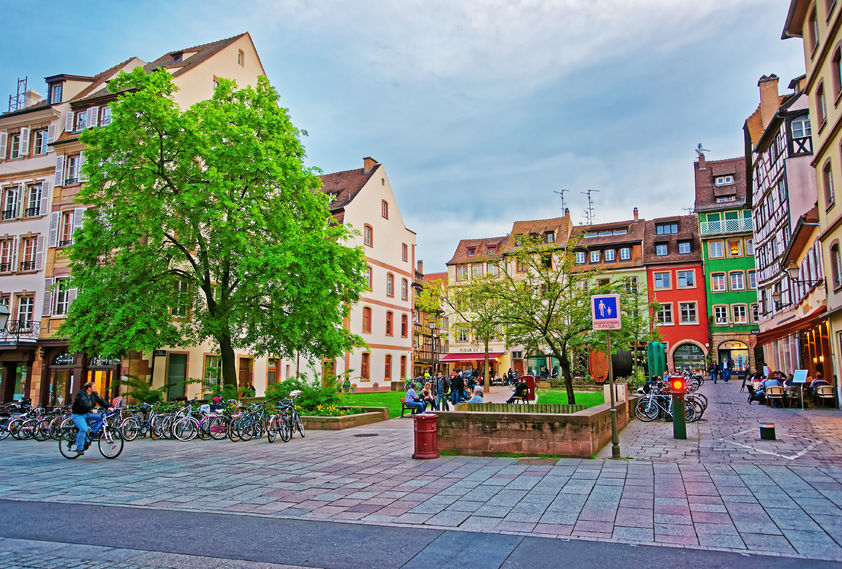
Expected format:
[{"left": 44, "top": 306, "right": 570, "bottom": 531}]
[
  {"left": 436, "top": 393, "right": 450, "bottom": 411},
  {"left": 406, "top": 401, "right": 425, "bottom": 414},
  {"left": 723, "top": 369, "right": 731, "bottom": 383},
  {"left": 72, "top": 413, "right": 103, "bottom": 450},
  {"left": 451, "top": 389, "right": 461, "bottom": 406},
  {"left": 711, "top": 372, "right": 718, "bottom": 383}
]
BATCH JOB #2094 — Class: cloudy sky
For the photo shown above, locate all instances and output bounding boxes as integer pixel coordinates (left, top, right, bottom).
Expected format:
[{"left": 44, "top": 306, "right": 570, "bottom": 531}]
[{"left": 1, "top": 0, "right": 805, "bottom": 271}]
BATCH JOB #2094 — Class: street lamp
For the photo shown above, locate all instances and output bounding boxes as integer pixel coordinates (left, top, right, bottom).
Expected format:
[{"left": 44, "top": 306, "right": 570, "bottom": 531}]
[
  {"left": 785, "top": 261, "right": 824, "bottom": 286},
  {"left": 0, "top": 304, "right": 9, "bottom": 332}
]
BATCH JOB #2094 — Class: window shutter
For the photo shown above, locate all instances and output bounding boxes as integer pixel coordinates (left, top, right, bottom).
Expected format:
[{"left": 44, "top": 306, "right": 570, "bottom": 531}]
[
  {"left": 100, "top": 106, "right": 111, "bottom": 126},
  {"left": 18, "top": 127, "right": 29, "bottom": 158},
  {"left": 65, "top": 111, "right": 74, "bottom": 133},
  {"left": 35, "top": 235, "right": 44, "bottom": 271},
  {"left": 78, "top": 153, "right": 87, "bottom": 182},
  {"left": 46, "top": 125, "right": 56, "bottom": 150},
  {"left": 54, "top": 155, "right": 65, "bottom": 186},
  {"left": 10, "top": 236, "right": 18, "bottom": 272},
  {"left": 72, "top": 207, "right": 86, "bottom": 243},
  {"left": 49, "top": 212, "right": 59, "bottom": 248},
  {"left": 68, "top": 287, "right": 78, "bottom": 309},
  {"left": 16, "top": 183, "right": 24, "bottom": 217},
  {"left": 40, "top": 180, "right": 50, "bottom": 216},
  {"left": 0, "top": 132, "right": 6, "bottom": 161},
  {"left": 42, "top": 278, "right": 54, "bottom": 317},
  {"left": 87, "top": 106, "right": 98, "bottom": 128}
]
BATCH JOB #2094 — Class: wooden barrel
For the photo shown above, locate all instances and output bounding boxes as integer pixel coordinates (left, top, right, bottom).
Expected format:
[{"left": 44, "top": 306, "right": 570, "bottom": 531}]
[{"left": 589, "top": 348, "right": 633, "bottom": 383}]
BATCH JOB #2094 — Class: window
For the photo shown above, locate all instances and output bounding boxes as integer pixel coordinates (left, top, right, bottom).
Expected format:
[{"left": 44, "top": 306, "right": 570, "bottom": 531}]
[
  {"left": 26, "top": 184, "right": 42, "bottom": 217},
  {"left": 74, "top": 110, "right": 87, "bottom": 132},
  {"left": 386, "top": 311, "right": 393, "bottom": 336},
  {"left": 545, "top": 231, "right": 555, "bottom": 243},
  {"left": 488, "top": 263, "right": 499, "bottom": 276},
  {"left": 456, "top": 264, "right": 468, "bottom": 281},
  {"left": 467, "top": 247, "right": 476, "bottom": 257},
  {"left": 792, "top": 114, "right": 811, "bottom": 139},
  {"left": 65, "top": 155, "right": 80, "bottom": 185},
  {"left": 656, "top": 222, "right": 679, "bottom": 234},
  {"left": 809, "top": 7, "right": 819, "bottom": 52},
  {"left": 655, "top": 243, "right": 668, "bottom": 256},
  {"left": 732, "top": 305, "right": 748, "bottom": 324},
  {"left": 99, "top": 106, "right": 112, "bottom": 127},
  {"left": 365, "top": 266, "right": 372, "bottom": 290},
  {"left": 401, "top": 314, "right": 408, "bottom": 337},
  {"left": 400, "top": 355, "right": 407, "bottom": 379},
  {"left": 746, "top": 239, "right": 754, "bottom": 255},
  {"left": 363, "top": 224, "right": 373, "bottom": 246},
  {"left": 620, "top": 247, "right": 631, "bottom": 260},
  {"left": 709, "top": 241, "right": 724, "bottom": 258},
  {"left": 678, "top": 241, "right": 691, "bottom": 254},
  {"left": 715, "top": 195, "right": 736, "bottom": 203},
  {"left": 32, "top": 129, "right": 48, "bottom": 155},
  {"left": 401, "top": 278, "right": 408, "bottom": 300},
  {"left": 50, "top": 83, "right": 62, "bottom": 104},
  {"left": 604, "top": 249, "right": 615, "bottom": 262},
  {"left": 8, "top": 134, "right": 20, "bottom": 159},
  {"left": 751, "top": 303, "right": 759, "bottom": 323},
  {"left": 384, "top": 354, "right": 392, "bottom": 380},
  {"left": 714, "top": 175, "right": 734, "bottom": 186},
  {"left": 677, "top": 270, "right": 695, "bottom": 288},
  {"left": 3, "top": 187, "right": 19, "bottom": 219},
  {"left": 0, "top": 239, "right": 12, "bottom": 272},
  {"left": 748, "top": 270, "right": 756, "bottom": 290},
  {"left": 386, "top": 273, "right": 394, "bottom": 296},
  {"left": 171, "top": 280, "right": 191, "bottom": 318},
  {"left": 457, "top": 325, "right": 469, "bottom": 343},
  {"left": 381, "top": 200, "right": 389, "bottom": 219},
  {"left": 833, "top": 244, "right": 842, "bottom": 289},
  {"left": 488, "top": 246, "right": 496, "bottom": 254},
  {"left": 267, "top": 358, "right": 279, "bottom": 385},
  {"left": 16, "top": 295, "right": 34, "bottom": 327},
  {"left": 19, "top": 236, "right": 36, "bottom": 271},
  {"left": 654, "top": 272, "right": 671, "bottom": 289},
  {"left": 679, "top": 302, "right": 697, "bottom": 324},
  {"left": 817, "top": 82, "right": 827, "bottom": 126},
  {"left": 202, "top": 355, "right": 222, "bottom": 391},
  {"left": 361, "top": 353, "right": 370, "bottom": 380},
  {"left": 834, "top": 49, "right": 842, "bottom": 96},
  {"left": 824, "top": 161, "right": 835, "bottom": 206},
  {"left": 59, "top": 211, "right": 74, "bottom": 246},
  {"left": 576, "top": 251, "right": 586, "bottom": 264},
  {"left": 590, "top": 250, "right": 600, "bottom": 263},
  {"left": 237, "top": 49, "right": 245, "bottom": 66},
  {"left": 624, "top": 276, "right": 638, "bottom": 294},
  {"left": 402, "top": 243, "right": 408, "bottom": 262},
  {"left": 711, "top": 272, "right": 726, "bottom": 292},
  {"left": 362, "top": 306, "right": 372, "bottom": 333},
  {"left": 728, "top": 239, "right": 742, "bottom": 256},
  {"left": 714, "top": 305, "right": 729, "bottom": 325},
  {"left": 657, "top": 304, "right": 673, "bottom": 325},
  {"left": 516, "top": 258, "right": 527, "bottom": 273},
  {"left": 472, "top": 263, "right": 483, "bottom": 278}
]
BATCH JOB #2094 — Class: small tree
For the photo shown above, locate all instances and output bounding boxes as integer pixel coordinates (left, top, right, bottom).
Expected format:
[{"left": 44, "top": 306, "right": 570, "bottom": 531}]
[{"left": 61, "top": 68, "right": 368, "bottom": 389}]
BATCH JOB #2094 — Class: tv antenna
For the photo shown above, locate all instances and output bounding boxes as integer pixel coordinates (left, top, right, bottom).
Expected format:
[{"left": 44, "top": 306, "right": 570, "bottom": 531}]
[
  {"left": 695, "top": 143, "right": 709, "bottom": 157},
  {"left": 682, "top": 207, "right": 695, "bottom": 215},
  {"left": 582, "top": 189, "right": 599, "bottom": 225},
  {"left": 8, "top": 77, "right": 27, "bottom": 113},
  {"left": 553, "top": 189, "right": 568, "bottom": 213}
]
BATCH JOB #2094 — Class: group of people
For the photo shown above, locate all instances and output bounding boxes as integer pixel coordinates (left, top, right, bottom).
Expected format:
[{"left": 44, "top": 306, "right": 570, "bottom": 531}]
[
  {"left": 404, "top": 370, "right": 485, "bottom": 414},
  {"left": 747, "top": 368, "right": 830, "bottom": 406},
  {"left": 709, "top": 359, "right": 734, "bottom": 383}
]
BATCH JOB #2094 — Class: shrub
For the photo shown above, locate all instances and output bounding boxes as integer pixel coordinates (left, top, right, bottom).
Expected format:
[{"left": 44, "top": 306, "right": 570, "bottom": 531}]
[{"left": 265, "top": 377, "right": 341, "bottom": 413}]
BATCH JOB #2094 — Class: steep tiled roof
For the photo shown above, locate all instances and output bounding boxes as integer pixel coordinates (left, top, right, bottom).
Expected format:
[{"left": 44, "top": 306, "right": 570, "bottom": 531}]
[
  {"left": 570, "top": 218, "right": 645, "bottom": 247},
  {"left": 320, "top": 165, "right": 379, "bottom": 212},
  {"left": 143, "top": 33, "right": 248, "bottom": 78},
  {"left": 72, "top": 57, "right": 146, "bottom": 103},
  {"left": 505, "top": 215, "right": 572, "bottom": 251},
  {"left": 642, "top": 215, "right": 701, "bottom": 265},
  {"left": 447, "top": 236, "right": 508, "bottom": 265},
  {"left": 0, "top": 100, "right": 51, "bottom": 120},
  {"left": 694, "top": 155, "right": 747, "bottom": 212}
]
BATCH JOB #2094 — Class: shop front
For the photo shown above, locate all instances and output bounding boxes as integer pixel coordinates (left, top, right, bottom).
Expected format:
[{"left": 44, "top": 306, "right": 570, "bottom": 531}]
[
  {"left": 718, "top": 340, "right": 750, "bottom": 372},
  {"left": 37, "top": 344, "right": 123, "bottom": 408},
  {"left": 671, "top": 343, "right": 707, "bottom": 374},
  {"left": 440, "top": 352, "right": 504, "bottom": 379},
  {"left": 0, "top": 321, "right": 39, "bottom": 404},
  {"left": 756, "top": 307, "right": 830, "bottom": 379}
]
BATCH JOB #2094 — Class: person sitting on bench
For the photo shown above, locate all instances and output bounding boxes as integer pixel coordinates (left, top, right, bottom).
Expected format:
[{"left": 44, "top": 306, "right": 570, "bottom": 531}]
[
  {"left": 405, "top": 385, "right": 426, "bottom": 414},
  {"left": 507, "top": 379, "right": 529, "bottom": 403}
]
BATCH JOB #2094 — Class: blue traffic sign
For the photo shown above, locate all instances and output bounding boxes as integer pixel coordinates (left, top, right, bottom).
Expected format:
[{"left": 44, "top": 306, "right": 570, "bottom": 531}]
[{"left": 591, "top": 294, "right": 621, "bottom": 330}]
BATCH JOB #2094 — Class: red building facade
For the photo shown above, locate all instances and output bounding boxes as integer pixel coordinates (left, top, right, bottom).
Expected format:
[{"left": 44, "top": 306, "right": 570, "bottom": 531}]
[{"left": 644, "top": 215, "right": 710, "bottom": 373}]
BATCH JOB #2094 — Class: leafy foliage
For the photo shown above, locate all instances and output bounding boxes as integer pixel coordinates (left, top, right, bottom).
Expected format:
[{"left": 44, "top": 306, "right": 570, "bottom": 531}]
[
  {"left": 264, "top": 377, "right": 341, "bottom": 413},
  {"left": 118, "top": 374, "right": 167, "bottom": 404},
  {"left": 61, "top": 68, "right": 367, "bottom": 387}
]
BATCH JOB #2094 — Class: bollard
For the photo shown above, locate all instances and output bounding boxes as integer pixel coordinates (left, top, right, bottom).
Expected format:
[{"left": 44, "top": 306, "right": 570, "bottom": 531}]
[
  {"left": 412, "top": 413, "right": 439, "bottom": 459},
  {"left": 759, "top": 423, "right": 776, "bottom": 441}
]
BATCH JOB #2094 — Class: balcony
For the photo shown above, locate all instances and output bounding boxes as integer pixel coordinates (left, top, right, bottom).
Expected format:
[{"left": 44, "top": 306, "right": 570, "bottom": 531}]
[
  {"left": 0, "top": 320, "right": 41, "bottom": 345},
  {"left": 699, "top": 217, "right": 752, "bottom": 236}
]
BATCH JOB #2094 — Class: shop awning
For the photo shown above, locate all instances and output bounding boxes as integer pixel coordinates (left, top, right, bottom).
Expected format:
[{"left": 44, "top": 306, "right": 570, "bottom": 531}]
[
  {"left": 756, "top": 305, "right": 826, "bottom": 346},
  {"left": 440, "top": 352, "right": 504, "bottom": 362}
]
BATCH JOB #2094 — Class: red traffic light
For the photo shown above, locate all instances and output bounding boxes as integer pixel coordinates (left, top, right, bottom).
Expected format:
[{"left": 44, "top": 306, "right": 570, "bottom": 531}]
[{"left": 670, "top": 378, "right": 685, "bottom": 393}]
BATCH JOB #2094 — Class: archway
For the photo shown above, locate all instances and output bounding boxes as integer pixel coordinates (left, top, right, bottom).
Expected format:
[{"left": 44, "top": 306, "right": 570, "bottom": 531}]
[
  {"left": 718, "top": 340, "right": 749, "bottom": 372},
  {"left": 672, "top": 343, "right": 706, "bottom": 374}
]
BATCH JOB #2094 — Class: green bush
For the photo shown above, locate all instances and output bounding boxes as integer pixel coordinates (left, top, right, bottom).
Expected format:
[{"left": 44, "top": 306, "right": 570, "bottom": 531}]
[{"left": 265, "top": 377, "right": 340, "bottom": 413}]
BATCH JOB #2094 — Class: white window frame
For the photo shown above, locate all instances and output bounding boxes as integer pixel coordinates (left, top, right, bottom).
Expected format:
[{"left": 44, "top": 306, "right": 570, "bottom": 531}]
[
  {"left": 604, "top": 249, "right": 615, "bottom": 262},
  {"left": 732, "top": 304, "right": 748, "bottom": 325},
  {"left": 709, "top": 241, "right": 724, "bottom": 258},
  {"left": 620, "top": 247, "right": 631, "bottom": 260},
  {"left": 730, "top": 271, "right": 745, "bottom": 291},
  {"left": 657, "top": 303, "right": 674, "bottom": 326},
  {"left": 678, "top": 241, "right": 691, "bottom": 254},
  {"left": 677, "top": 270, "right": 695, "bottom": 288},
  {"left": 575, "top": 251, "right": 586, "bottom": 264},
  {"left": 679, "top": 302, "right": 698, "bottom": 325},
  {"left": 714, "top": 305, "right": 729, "bottom": 325},
  {"left": 711, "top": 272, "right": 727, "bottom": 292},
  {"left": 656, "top": 243, "right": 668, "bottom": 256},
  {"left": 590, "top": 250, "right": 600, "bottom": 263},
  {"left": 654, "top": 272, "right": 671, "bottom": 290}
]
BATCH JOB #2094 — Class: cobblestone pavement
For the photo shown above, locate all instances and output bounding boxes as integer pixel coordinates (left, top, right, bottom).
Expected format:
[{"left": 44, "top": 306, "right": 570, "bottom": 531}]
[{"left": 2, "top": 382, "right": 842, "bottom": 563}]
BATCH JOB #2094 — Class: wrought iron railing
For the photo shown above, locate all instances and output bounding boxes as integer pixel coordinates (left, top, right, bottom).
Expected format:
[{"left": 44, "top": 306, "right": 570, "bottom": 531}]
[
  {"left": 699, "top": 217, "right": 752, "bottom": 236},
  {"left": 0, "top": 320, "right": 40, "bottom": 343}
]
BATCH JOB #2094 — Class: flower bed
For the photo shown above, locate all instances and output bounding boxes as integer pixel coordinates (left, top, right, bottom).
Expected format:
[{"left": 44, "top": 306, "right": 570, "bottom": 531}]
[{"left": 302, "top": 406, "right": 390, "bottom": 430}]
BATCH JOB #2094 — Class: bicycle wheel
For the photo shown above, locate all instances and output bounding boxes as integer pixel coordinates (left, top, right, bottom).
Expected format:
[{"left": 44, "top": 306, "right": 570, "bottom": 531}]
[
  {"left": 0, "top": 419, "right": 10, "bottom": 440},
  {"left": 280, "top": 416, "right": 292, "bottom": 442},
  {"left": 688, "top": 398, "right": 705, "bottom": 421},
  {"left": 294, "top": 412, "right": 305, "bottom": 438},
  {"left": 634, "top": 398, "right": 660, "bottom": 422},
  {"left": 58, "top": 426, "right": 80, "bottom": 459},
  {"left": 208, "top": 416, "right": 229, "bottom": 440},
  {"left": 172, "top": 418, "right": 198, "bottom": 441},
  {"left": 236, "top": 419, "right": 254, "bottom": 441},
  {"left": 266, "top": 417, "right": 277, "bottom": 443},
  {"left": 121, "top": 417, "right": 140, "bottom": 441},
  {"left": 32, "top": 419, "right": 50, "bottom": 441},
  {"left": 98, "top": 427, "right": 124, "bottom": 459},
  {"left": 49, "top": 417, "right": 64, "bottom": 440}
]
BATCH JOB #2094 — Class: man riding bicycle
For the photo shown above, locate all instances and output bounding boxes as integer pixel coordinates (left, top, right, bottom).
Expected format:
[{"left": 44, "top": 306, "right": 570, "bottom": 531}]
[{"left": 70, "top": 381, "right": 113, "bottom": 455}]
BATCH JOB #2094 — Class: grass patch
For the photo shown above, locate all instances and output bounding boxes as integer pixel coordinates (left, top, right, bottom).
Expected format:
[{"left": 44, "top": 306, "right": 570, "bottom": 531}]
[
  {"left": 535, "top": 390, "right": 604, "bottom": 407},
  {"left": 339, "top": 391, "right": 405, "bottom": 419}
]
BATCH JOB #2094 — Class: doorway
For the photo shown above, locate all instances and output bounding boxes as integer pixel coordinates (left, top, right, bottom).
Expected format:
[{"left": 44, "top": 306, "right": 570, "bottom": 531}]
[{"left": 167, "top": 353, "right": 187, "bottom": 400}]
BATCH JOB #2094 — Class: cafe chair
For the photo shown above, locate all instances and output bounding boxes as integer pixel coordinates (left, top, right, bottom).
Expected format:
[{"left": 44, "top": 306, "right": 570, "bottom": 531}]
[
  {"left": 787, "top": 386, "right": 804, "bottom": 408},
  {"left": 764, "top": 386, "right": 785, "bottom": 408},
  {"left": 815, "top": 385, "right": 838, "bottom": 408}
]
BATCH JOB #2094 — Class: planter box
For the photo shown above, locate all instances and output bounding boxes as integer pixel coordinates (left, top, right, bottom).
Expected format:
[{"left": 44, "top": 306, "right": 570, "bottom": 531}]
[{"left": 302, "top": 406, "right": 390, "bottom": 430}]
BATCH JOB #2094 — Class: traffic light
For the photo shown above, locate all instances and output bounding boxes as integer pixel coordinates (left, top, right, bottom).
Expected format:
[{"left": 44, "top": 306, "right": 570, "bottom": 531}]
[{"left": 670, "top": 377, "right": 685, "bottom": 394}]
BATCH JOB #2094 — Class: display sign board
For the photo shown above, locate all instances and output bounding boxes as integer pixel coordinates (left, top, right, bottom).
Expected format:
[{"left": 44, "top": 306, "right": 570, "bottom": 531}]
[
  {"left": 793, "top": 369, "right": 808, "bottom": 384},
  {"left": 591, "top": 294, "right": 621, "bottom": 330}
]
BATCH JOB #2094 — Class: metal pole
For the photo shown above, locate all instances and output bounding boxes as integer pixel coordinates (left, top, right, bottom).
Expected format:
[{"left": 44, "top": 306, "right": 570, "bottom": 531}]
[
  {"left": 672, "top": 389, "right": 687, "bottom": 439},
  {"left": 607, "top": 330, "right": 621, "bottom": 459}
]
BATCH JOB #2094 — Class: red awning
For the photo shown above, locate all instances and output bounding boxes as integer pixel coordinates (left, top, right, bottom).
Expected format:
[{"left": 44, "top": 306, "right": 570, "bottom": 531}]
[{"left": 440, "top": 352, "right": 504, "bottom": 362}]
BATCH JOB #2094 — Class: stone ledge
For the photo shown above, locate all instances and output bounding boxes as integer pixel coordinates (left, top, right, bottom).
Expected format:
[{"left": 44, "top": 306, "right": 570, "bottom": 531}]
[{"left": 302, "top": 406, "right": 390, "bottom": 430}]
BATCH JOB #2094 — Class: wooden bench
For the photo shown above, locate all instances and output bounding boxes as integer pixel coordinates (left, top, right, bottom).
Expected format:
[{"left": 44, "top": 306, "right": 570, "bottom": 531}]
[{"left": 400, "top": 398, "right": 412, "bottom": 417}]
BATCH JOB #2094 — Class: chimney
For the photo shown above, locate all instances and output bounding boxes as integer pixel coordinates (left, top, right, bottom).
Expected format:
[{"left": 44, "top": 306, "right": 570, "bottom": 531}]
[
  {"left": 698, "top": 152, "right": 706, "bottom": 170},
  {"left": 24, "top": 90, "right": 41, "bottom": 108},
  {"left": 417, "top": 260, "right": 424, "bottom": 274},
  {"left": 564, "top": 207, "right": 570, "bottom": 218},
  {"left": 633, "top": 207, "right": 639, "bottom": 221},
  {"left": 758, "top": 74, "right": 780, "bottom": 130},
  {"left": 363, "top": 156, "right": 378, "bottom": 173}
]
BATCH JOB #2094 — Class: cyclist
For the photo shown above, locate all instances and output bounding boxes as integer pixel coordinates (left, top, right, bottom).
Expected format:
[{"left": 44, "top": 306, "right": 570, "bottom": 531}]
[{"left": 70, "top": 381, "right": 113, "bottom": 455}]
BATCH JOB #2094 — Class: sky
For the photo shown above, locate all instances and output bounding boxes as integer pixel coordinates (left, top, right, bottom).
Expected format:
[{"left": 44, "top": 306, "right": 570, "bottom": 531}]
[{"left": 0, "top": 0, "right": 807, "bottom": 272}]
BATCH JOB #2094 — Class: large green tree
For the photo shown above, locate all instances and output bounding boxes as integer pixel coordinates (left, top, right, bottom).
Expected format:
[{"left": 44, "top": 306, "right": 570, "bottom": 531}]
[{"left": 61, "top": 68, "right": 368, "bottom": 389}]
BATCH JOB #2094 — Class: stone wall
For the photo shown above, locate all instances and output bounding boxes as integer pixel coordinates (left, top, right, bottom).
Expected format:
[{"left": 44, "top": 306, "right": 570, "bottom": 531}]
[{"left": 435, "top": 400, "right": 629, "bottom": 458}]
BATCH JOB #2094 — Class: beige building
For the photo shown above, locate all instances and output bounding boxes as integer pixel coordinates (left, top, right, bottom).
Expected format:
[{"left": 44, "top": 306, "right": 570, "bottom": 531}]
[{"left": 784, "top": 1, "right": 842, "bottom": 391}]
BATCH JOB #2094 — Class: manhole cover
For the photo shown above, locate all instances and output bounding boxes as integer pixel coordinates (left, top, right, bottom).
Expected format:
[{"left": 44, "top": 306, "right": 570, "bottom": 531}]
[{"left": 353, "top": 433, "right": 379, "bottom": 437}]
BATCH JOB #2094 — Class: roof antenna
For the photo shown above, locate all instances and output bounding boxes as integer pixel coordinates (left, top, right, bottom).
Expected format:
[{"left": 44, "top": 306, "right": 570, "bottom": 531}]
[
  {"left": 553, "top": 189, "right": 568, "bottom": 214},
  {"left": 695, "top": 143, "right": 710, "bottom": 157},
  {"left": 582, "top": 189, "right": 599, "bottom": 225}
]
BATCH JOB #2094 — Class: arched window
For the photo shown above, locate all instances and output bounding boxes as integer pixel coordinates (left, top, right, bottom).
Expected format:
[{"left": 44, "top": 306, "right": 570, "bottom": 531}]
[
  {"left": 831, "top": 242, "right": 842, "bottom": 289},
  {"left": 364, "top": 224, "right": 373, "bottom": 247},
  {"left": 386, "top": 273, "right": 394, "bottom": 297},
  {"left": 361, "top": 353, "right": 370, "bottom": 379},
  {"left": 362, "top": 306, "right": 372, "bottom": 333},
  {"left": 817, "top": 82, "right": 827, "bottom": 125},
  {"left": 401, "top": 278, "right": 408, "bottom": 300}
]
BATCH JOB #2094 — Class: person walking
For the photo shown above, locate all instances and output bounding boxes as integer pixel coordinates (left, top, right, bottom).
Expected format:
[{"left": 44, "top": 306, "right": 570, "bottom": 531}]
[
  {"left": 451, "top": 372, "right": 465, "bottom": 407},
  {"left": 710, "top": 362, "right": 719, "bottom": 384},
  {"left": 435, "top": 372, "right": 450, "bottom": 411},
  {"left": 722, "top": 358, "right": 731, "bottom": 383}
]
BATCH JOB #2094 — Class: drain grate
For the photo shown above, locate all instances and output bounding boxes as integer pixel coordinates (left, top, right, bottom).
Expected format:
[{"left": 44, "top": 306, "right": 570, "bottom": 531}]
[{"left": 353, "top": 433, "right": 379, "bottom": 437}]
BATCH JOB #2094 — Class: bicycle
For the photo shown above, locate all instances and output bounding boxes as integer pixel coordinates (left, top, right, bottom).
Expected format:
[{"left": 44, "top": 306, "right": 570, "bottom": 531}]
[{"left": 58, "top": 410, "right": 124, "bottom": 459}]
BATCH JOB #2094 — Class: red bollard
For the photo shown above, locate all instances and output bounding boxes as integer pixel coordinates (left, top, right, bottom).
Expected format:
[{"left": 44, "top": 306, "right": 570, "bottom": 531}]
[{"left": 412, "top": 413, "right": 439, "bottom": 459}]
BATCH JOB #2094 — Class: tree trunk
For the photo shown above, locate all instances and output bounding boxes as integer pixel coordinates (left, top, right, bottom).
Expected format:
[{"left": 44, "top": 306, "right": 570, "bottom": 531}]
[
  {"left": 483, "top": 337, "right": 491, "bottom": 393},
  {"left": 220, "top": 333, "right": 237, "bottom": 391},
  {"left": 557, "top": 346, "right": 576, "bottom": 405}
]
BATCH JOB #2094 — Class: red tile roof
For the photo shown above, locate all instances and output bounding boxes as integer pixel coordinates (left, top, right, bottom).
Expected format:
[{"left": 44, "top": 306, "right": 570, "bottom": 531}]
[
  {"left": 447, "top": 236, "right": 508, "bottom": 265},
  {"left": 143, "top": 33, "right": 248, "bottom": 78},
  {"left": 320, "top": 164, "right": 379, "bottom": 212},
  {"left": 642, "top": 215, "right": 702, "bottom": 265},
  {"left": 694, "top": 155, "right": 747, "bottom": 212}
]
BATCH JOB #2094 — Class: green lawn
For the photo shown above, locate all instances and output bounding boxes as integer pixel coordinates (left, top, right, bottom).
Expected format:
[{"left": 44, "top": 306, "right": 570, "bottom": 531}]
[
  {"left": 535, "top": 390, "right": 604, "bottom": 407},
  {"left": 339, "top": 391, "right": 407, "bottom": 419}
]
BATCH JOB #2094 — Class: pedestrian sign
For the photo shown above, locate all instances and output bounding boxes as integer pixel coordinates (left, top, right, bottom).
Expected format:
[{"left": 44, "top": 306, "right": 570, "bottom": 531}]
[{"left": 591, "top": 294, "right": 621, "bottom": 330}]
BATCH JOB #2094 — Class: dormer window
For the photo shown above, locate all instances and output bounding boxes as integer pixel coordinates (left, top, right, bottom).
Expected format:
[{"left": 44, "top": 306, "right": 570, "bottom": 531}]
[
  {"left": 487, "top": 246, "right": 496, "bottom": 254},
  {"left": 715, "top": 175, "right": 734, "bottom": 186},
  {"left": 656, "top": 222, "right": 678, "bottom": 235},
  {"left": 584, "top": 232, "right": 597, "bottom": 238},
  {"left": 545, "top": 231, "right": 555, "bottom": 243},
  {"left": 467, "top": 247, "right": 476, "bottom": 257},
  {"left": 715, "top": 195, "right": 737, "bottom": 203},
  {"left": 171, "top": 52, "right": 183, "bottom": 63},
  {"left": 49, "top": 83, "right": 63, "bottom": 104}
]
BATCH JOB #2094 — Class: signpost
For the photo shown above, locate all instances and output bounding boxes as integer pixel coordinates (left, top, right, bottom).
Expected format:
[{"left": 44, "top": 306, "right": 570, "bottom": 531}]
[
  {"left": 793, "top": 369, "right": 808, "bottom": 410},
  {"left": 591, "top": 294, "right": 621, "bottom": 459}
]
